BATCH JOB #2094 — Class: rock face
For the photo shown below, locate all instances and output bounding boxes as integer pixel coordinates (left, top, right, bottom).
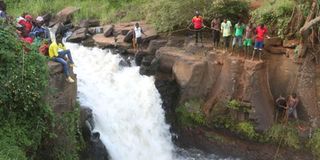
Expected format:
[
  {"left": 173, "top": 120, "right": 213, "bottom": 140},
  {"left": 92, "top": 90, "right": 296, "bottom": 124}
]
[
  {"left": 80, "top": 107, "right": 110, "bottom": 160},
  {"left": 47, "top": 61, "right": 77, "bottom": 114},
  {"left": 154, "top": 44, "right": 274, "bottom": 130}
]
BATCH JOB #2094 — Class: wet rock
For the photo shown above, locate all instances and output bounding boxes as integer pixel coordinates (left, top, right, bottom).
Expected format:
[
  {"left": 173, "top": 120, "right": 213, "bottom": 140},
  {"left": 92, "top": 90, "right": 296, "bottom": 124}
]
[
  {"left": 147, "top": 39, "right": 167, "bottom": 55},
  {"left": 79, "top": 19, "right": 100, "bottom": 28},
  {"left": 265, "top": 37, "right": 282, "bottom": 47},
  {"left": 93, "top": 34, "right": 131, "bottom": 49},
  {"left": 283, "top": 39, "right": 299, "bottom": 48},
  {"left": 67, "top": 27, "right": 88, "bottom": 43},
  {"left": 141, "top": 55, "right": 155, "bottom": 66},
  {"left": 124, "top": 30, "right": 134, "bottom": 43},
  {"left": 266, "top": 46, "right": 286, "bottom": 54},
  {"left": 119, "top": 59, "right": 131, "bottom": 67},
  {"left": 82, "top": 37, "right": 95, "bottom": 47},
  {"left": 104, "top": 25, "right": 114, "bottom": 37},
  {"left": 135, "top": 51, "right": 147, "bottom": 66}
]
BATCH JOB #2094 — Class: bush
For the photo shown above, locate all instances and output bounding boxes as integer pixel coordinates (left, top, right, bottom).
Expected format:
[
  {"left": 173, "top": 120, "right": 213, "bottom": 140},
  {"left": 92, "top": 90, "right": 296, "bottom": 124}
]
[
  {"left": 145, "top": 0, "right": 213, "bottom": 32},
  {"left": 0, "top": 27, "right": 53, "bottom": 159},
  {"left": 308, "top": 129, "right": 320, "bottom": 158},
  {"left": 267, "top": 124, "right": 300, "bottom": 149},
  {"left": 251, "top": 0, "right": 295, "bottom": 36},
  {"left": 236, "top": 121, "right": 258, "bottom": 140},
  {"left": 175, "top": 98, "right": 206, "bottom": 127},
  {"left": 210, "top": 0, "right": 250, "bottom": 24}
]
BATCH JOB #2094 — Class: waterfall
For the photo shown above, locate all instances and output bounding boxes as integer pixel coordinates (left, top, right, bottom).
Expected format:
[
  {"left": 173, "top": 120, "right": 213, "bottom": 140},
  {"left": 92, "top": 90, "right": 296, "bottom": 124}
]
[{"left": 68, "top": 43, "right": 236, "bottom": 160}]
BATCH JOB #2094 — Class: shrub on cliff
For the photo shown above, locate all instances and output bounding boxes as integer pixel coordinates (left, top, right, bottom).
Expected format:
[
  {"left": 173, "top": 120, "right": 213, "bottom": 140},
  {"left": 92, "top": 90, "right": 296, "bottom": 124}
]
[
  {"left": 251, "top": 0, "right": 295, "bottom": 36},
  {"left": 0, "top": 27, "right": 53, "bottom": 159},
  {"left": 176, "top": 98, "right": 206, "bottom": 127},
  {"left": 308, "top": 129, "right": 320, "bottom": 158}
]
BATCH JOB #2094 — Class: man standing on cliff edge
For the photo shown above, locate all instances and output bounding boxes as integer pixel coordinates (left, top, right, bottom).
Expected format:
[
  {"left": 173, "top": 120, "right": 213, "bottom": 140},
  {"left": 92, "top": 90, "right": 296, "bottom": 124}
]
[{"left": 190, "top": 11, "right": 205, "bottom": 45}]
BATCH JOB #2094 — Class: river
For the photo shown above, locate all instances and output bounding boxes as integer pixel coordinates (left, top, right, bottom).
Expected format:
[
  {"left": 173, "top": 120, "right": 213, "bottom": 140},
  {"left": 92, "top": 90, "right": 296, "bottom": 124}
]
[{"left": 69, "top": 43, "right": 237, "bottom": 160}]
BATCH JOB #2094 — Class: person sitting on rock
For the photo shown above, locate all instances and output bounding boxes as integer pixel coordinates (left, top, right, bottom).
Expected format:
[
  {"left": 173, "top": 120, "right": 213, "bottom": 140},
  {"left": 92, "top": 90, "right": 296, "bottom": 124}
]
[
  {"left": 133, "top": 22, "right": 146, "bottom": 53},
  {"left": 49, "top": 36, "right": 75, "bottom": 83},
  {"left": 251, "top": 23, "right": 270, "bottom": 61},
  {"left": 286, "top": 93, "right": 299, "bottom": 120},
  {"left": 18, "top": 14, "right": 33, "bottom": 35}
]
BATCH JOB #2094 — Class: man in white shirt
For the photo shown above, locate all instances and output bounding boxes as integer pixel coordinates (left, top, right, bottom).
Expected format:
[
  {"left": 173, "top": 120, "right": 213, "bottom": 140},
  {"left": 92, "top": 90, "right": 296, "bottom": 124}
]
[
  {"left": 133, "top": 23, "right": 147, "bottom": 52},
  {"left": 221, "top": 18, "right": 232, "bottom": 50}
]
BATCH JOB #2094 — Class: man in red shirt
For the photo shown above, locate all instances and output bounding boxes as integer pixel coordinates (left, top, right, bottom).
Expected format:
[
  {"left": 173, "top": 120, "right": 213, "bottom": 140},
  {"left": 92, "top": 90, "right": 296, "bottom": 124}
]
[
  {"left": 191, "top": 11, "right": 204, "bottom": 44},
  {"left": 252, "top": 23, "right": 269, "bottom": 61}
]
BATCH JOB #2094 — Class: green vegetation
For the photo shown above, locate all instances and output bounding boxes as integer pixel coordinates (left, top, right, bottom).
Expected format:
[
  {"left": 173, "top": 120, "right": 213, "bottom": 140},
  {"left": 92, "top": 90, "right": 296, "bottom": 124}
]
[
  {"left": 45, "top": 102, "right": 84, "bottom": 160},
  {"left": 236, "top": 121, "right": 258, "bottom": 140},
  {"left": 308, "top": 129, "right": 320, "bottom": 158},
  {"left": 175, "top": 98, "right": 206, "bottom": 127},
  {"left": 0, "top": 26, "right": 82, "bottom": 159},
  {"left": 267, "top": 123, "right": 300, "bottom": 149},
  {"left": 5, "top": 0, "right": 249, "bottom": 32},
  {"left": 0, "top": 26, "right": 52, "bottom": 159},
  {"left": 251, "top": 0, "right": 295, "bottom": 36}
]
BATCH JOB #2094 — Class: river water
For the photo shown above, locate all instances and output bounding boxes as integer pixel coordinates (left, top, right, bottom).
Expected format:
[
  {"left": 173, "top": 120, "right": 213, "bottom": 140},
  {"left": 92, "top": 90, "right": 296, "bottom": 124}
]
[{"left": 69, "top": 43, "right": 237, "bottom": 160}]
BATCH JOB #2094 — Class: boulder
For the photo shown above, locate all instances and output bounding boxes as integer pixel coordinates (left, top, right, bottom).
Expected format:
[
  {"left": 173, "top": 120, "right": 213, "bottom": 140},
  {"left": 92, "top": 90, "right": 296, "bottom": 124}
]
[
  {"left": 79, "top": 19, "right": 100, "bottom": 28},
  {"left": 147, "top": 39, "right": 167, "bottom": 55},
  {"left": 88, "top": 27, "right": 104, "bottom": 35},
  {"left": 283, "top": 39, "right": 299, "bottom": 48},
  {"left": 121, "top": 29, "right": 130, "bottom": 35},
  {"left": 82, "top": 37, "right": 95, "bottom": 47},
  {"left": 264, "top": 37, "right": 282, "bottom": 47},
  {"left": 166, "top": 36, "right": 185, "bottom": 48},
  {"left": 135, "top": 51, "right": 148, "bottom": 66},
  {"left": 266, "top": 46, "right": 286, "bottom": 54},
  {"left": 141, "top": 55, "right": 155, "bottom": 66},
  {"left": 93, "top": 34, "right": 131, "bottom": 49},
  {"left": 155, "top": 47, "right": 189, "bottom": 73},
  {"left": 104, "top": 25, "right": 114, "bottom": 37},
  {"left": 124, "top": 30, "right": 134, "bottom": 43},
  {"left": 67, "top": 27, "right": 88, "bottom": 43},
  {"left": 49, "top": 6, "right": 79, "bottom": 27}
]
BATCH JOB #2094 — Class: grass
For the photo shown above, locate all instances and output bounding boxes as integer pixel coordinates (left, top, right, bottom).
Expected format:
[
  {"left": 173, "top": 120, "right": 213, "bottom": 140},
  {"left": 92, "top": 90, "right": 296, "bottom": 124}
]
[
  {"left": 5, "top": 0, "right": 147, "bottom": 24},
  {"left": 175, "top": 98, "right": 206, "bottom": 127}
]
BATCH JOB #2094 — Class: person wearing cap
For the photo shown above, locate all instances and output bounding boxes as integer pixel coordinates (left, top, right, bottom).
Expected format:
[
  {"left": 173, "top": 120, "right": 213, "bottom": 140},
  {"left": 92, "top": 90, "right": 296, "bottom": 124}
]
[
  {"left": 30, "top": 16, "right": 49, "bottom": 40},
  {"left": 191, "top": 11, "right": 205, "bottom": 44},
  {"left": 49, "top": 36, "right": 75, "bottom": 83},
  {"left": 19, "top": 14, "right": 33, "bottom": 35}
]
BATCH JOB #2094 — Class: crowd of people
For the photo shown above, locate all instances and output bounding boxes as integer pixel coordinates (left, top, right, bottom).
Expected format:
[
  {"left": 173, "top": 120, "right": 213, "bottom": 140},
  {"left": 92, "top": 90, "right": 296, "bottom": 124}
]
[
  {"left": 191, "top": 11, "right": 270, "bottom": 61},
  {"left": 0, "top": 1, "right": 75, "bottom": 83}
]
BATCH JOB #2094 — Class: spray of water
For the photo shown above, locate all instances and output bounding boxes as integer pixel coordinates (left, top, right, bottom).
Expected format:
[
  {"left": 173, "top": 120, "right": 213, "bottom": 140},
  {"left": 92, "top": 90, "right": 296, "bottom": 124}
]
[{"left": 69, "top": 43, "right": 237, "bottom": 160}]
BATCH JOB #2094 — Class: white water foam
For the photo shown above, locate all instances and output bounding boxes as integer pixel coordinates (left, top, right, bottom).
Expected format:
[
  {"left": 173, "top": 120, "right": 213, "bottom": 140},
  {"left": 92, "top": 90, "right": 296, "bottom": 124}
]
[{"left": 69, "top": 43, "right": 237, "bottom": 160}]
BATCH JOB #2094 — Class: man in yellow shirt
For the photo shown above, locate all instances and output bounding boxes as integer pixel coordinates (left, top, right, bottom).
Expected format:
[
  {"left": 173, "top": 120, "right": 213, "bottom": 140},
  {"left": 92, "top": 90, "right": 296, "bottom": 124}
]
[{"left": 49, "top": 36, "right": 75, "bottom": 83}]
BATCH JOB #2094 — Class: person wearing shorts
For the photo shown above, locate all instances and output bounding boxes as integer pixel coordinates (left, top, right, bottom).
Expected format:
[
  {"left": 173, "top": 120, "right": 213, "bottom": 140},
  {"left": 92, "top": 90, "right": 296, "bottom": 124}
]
[
  {"left": 252, "top": 24, "right": 269, "bottom": 60},
  {"left": 243, "top": 23, "right": 253, "bottom": 57},
  {"left": 133, "top": 23, "right": 146, "bottom": 52}
]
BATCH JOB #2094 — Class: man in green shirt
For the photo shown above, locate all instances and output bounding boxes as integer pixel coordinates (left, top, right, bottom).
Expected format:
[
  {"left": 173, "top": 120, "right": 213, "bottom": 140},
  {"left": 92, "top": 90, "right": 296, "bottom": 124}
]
[{"left": 232, "top": 21, "right": 245, "bottom": 53}]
